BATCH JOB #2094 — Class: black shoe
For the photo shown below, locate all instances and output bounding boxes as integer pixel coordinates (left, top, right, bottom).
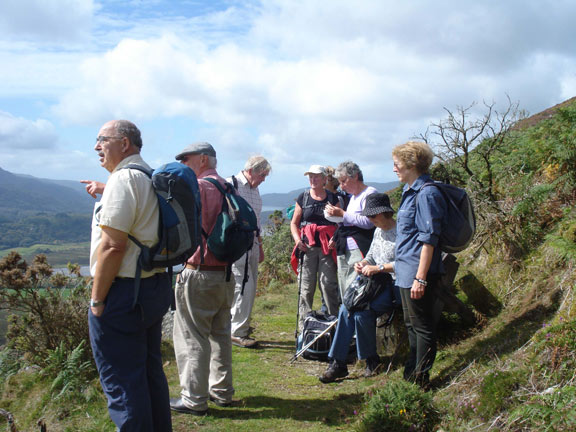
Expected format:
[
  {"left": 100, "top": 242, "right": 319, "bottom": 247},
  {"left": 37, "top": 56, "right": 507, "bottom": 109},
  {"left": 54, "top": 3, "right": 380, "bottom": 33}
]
[
  {"left": 210, "top": 396, "right": 232, "bottom": 407},
  {"left": 415, "top": 372, "right": 431, "bottom": 391},
  {"left": 319, "top": 361, "right": 349, "bottom": 383},
  {"left": 364, "top": 355, "right": 381, "bottom": 378},
  {"left": 170, "top": 398, "right": 208, "bottom": 416}
]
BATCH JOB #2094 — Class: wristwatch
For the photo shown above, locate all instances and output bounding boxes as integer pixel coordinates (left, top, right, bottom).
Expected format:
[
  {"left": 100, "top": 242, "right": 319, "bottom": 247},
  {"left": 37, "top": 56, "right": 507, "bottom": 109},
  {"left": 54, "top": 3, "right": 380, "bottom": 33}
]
[
  {"left": 378, "top": 264, "right": 384, "bottom": 272},
  {"left": 90, "top": 299, "right": 105, "bottom": 308}
]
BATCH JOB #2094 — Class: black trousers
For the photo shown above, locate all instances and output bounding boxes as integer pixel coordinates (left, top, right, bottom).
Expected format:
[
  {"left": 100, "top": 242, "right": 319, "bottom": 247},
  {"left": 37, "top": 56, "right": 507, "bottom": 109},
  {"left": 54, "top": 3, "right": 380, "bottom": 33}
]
[{"left": 399, "top": 279, "right": 438, "bottom": 383}]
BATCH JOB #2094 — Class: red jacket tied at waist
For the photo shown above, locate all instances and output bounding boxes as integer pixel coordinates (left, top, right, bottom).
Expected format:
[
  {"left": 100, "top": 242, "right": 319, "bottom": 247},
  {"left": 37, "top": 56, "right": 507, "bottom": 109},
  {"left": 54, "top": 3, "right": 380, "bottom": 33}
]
[{"left": 290, "top": 224, "right": 337, "bottom": 274}]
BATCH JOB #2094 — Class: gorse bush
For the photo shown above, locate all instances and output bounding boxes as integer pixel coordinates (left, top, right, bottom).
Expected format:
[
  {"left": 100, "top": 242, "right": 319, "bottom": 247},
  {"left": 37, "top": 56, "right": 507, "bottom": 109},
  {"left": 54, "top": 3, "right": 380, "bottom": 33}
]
[
  {"left": 356, "top": 380, "right": 440, "bottom": 432},
  {"left": 0, "top": 252, "right": 93, "bottom": 369},
  {"left": 260, "top": 212, "right": 296, "bottom": 290}
]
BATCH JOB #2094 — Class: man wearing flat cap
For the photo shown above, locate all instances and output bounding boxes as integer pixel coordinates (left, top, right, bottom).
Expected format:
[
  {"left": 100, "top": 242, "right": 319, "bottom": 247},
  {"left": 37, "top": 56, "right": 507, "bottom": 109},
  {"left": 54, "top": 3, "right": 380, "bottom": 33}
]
[{"left": 170, "top": 142, "right": 236, "bottom": 416}]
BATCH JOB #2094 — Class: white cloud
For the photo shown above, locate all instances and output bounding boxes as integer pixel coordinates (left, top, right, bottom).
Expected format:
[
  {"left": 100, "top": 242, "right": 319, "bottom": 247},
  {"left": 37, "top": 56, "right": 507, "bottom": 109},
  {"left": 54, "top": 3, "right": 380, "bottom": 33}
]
[
  {"left": 3, "top": 0, "right": 576, "bottom": 191},
  {"left": 0, "top": 111, "right": 57, "bottom": 149},
  {"left": 0, "top": 0, "right": 95, "bottom": 42}
]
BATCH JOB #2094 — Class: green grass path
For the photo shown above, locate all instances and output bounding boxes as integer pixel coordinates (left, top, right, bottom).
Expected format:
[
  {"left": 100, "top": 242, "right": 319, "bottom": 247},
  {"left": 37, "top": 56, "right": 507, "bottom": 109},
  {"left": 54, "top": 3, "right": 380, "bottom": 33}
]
[{"left": 166, "top": 289, "right": 381, "bottom": 432}]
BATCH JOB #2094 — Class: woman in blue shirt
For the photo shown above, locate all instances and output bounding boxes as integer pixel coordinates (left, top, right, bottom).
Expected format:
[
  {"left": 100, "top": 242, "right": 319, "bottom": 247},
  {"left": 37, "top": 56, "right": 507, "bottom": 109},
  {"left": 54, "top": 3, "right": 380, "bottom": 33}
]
[{"left": 392, "top": 141, "right": 446, "bottom": 390}]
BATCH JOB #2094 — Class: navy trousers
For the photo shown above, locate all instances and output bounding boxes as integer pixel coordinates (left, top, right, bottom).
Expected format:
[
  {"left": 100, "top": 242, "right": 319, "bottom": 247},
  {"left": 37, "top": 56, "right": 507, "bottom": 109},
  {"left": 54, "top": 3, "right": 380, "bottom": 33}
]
[{"left": 89, "top": 273, "right": 173, "bottom": 432}]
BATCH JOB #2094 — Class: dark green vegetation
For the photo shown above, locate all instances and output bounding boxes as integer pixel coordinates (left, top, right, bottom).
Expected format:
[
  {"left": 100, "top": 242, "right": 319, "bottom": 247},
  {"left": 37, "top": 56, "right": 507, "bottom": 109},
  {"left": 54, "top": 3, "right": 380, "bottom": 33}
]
[
  {"left": 0, "top": 213, "right": 91, "bottom": 251},
  {"left": 0, "top": 97, "right": 575, "bottom": 431},
  {"left": 0, "top": 167, "right": 94, "bottom": 252}
]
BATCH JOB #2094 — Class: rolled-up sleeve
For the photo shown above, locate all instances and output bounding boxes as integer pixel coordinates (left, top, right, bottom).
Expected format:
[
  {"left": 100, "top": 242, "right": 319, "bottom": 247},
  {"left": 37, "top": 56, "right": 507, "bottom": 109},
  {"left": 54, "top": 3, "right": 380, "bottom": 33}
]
[{"left": 415, "top": 187, "right": 445, "bottom": 247}]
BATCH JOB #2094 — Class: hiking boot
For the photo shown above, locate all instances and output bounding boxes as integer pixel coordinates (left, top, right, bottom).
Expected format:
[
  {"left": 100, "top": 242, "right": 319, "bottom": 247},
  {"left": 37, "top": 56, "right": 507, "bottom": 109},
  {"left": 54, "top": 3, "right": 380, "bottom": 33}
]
[
  {"left": 364, "top": 355, "right": 381, "bottom": 378},
  {"left": 415, "top": 372, "right": 431, "bottom": 391},
  {"left": 210, "top": 395, "right": 232, "bottom": 407},
  {"left": 231, "top": 336, "right": 259, "bottom": 348},
  {"left": 319, "top": 361, "right": 349, "bottom": 384}
]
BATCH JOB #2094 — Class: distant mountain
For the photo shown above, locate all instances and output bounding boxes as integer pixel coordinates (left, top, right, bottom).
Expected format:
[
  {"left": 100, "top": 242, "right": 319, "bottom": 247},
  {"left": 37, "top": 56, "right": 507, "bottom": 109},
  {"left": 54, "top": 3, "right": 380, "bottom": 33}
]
[
  {"left": 0, "top": 167, "right": 95, "bottom": 220},
  {"left": 261, "top": 181, "right": 399, "bottom": 209}
]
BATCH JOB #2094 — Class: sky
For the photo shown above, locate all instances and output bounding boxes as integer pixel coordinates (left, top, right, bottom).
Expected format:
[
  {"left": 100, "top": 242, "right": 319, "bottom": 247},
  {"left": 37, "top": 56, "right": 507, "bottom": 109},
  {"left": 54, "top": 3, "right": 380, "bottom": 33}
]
[{"left": 1, "top": 0, "right": 575, "bottom": 194}]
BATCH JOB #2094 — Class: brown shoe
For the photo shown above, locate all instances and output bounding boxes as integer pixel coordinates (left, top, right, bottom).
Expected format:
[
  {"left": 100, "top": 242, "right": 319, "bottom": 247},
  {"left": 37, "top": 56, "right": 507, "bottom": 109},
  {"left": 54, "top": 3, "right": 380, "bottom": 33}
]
[
  {"left": 231, "top": 336, "right": 259, "bottom": 348},
  {"left": 319, "top": 361, "right": 349, "bottom": 384}
]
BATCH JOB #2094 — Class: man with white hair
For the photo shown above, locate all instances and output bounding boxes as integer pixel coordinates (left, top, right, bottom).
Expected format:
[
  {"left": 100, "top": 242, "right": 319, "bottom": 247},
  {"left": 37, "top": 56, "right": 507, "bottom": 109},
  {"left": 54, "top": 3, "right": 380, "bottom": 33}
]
[{"left": 228, "top": 155, "right": 271, "bottom": 348}]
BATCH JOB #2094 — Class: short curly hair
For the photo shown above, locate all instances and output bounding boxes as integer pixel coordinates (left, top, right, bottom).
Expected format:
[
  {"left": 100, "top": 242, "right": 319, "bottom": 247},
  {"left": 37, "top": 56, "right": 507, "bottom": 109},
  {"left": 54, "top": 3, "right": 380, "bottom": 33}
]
[
  {"left": 335, "top": 160, "right": 363, "bottom": 181},
  {"left": 391, "top": 141, "right": 434, "bottom": 173}
]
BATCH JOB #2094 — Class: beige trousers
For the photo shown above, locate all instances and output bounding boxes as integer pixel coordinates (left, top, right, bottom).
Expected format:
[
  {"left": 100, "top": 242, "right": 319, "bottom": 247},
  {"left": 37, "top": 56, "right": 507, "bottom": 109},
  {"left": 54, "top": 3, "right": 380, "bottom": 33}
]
[{"left": 173, "top": 268, "right": 235, "bottom": 410}]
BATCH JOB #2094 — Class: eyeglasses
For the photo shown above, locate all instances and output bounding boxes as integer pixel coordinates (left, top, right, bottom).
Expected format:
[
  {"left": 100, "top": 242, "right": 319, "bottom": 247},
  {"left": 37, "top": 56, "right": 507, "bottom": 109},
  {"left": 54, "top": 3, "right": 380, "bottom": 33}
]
[
  {"left": 96, "top": 136, "right": 124, "bottom": 143},
  {"left": 366, "top": 214, "right": 377, "bottom": 219}
]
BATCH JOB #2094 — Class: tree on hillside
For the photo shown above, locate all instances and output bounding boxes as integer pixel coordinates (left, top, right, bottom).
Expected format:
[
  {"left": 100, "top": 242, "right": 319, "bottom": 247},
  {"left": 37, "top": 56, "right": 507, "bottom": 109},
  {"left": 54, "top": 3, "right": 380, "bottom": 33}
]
[
  {"left": 420, "top": 96, "right": 528, "bottom": 260},
  {"left": 420, "top": 95, "right": 525, "bottom": 200}
]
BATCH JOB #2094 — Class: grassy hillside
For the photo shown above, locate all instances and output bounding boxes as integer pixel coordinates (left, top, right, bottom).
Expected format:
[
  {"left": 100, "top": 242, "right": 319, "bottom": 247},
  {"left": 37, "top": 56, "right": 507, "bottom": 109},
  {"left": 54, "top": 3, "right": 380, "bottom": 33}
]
[{"left": 0, "top": 97, "right": 574, "bottom": 431}]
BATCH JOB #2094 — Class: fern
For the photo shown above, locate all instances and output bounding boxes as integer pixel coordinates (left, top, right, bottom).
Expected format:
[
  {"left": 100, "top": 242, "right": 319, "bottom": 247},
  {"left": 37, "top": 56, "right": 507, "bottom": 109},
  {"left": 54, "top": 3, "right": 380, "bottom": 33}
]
[{"left": 44, "top": 340, "right": 92, "bottom": 399}]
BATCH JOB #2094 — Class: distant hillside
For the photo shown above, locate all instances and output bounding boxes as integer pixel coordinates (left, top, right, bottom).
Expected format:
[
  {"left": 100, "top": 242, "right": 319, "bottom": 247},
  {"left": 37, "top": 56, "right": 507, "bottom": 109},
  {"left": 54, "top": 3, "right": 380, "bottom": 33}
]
[
  {"left": 0, "top": 167, "right": 94, "bottom": 219},
  {"left": 513, "top": 95, "right": 576, "bottom": 130},
  {"left": 261, "top": 181, "right": 399, "bottom": 209},
  {"left": 0, "top": 167, "right": 95, "bottom": 250}
]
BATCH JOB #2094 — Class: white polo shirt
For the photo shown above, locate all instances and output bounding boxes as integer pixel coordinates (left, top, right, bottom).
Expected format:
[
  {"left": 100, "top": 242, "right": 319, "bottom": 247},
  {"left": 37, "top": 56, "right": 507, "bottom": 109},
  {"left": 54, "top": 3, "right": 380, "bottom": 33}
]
[{"left": 90, "top": 154, "right": 162, "bottom": 279}]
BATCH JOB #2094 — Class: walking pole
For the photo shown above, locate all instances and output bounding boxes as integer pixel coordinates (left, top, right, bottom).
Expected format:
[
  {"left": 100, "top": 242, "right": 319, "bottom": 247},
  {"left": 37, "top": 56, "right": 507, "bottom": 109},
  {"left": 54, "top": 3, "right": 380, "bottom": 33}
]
[
  {"left": 289, "top": 318, "right": 338, "bottom": 363},
  {"left": 294, "top": 251, "right": 305, "bottom": 346}
]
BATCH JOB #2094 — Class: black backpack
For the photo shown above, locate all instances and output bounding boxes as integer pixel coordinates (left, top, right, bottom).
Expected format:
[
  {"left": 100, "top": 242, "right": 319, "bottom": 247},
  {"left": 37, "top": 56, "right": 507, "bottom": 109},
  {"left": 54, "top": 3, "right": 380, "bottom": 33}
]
[
  {"left": 419, "top": 182, "right": 476, "bottom": 253},
  {"left": 298, "top": 311, "right": 337, "bottom": 361},
  {"left": 202, "top": 177, "right": 259, "bottom": 281},
  {"left": 343, "top": 273, "right": 391, "bottom": 312}
]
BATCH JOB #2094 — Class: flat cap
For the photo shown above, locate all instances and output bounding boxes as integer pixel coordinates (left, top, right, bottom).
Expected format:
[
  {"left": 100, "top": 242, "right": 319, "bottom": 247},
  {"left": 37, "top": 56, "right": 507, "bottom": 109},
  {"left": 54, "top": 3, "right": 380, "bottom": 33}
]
[{"left": 175, "top": 142, "right": 216, "bottom": 160}]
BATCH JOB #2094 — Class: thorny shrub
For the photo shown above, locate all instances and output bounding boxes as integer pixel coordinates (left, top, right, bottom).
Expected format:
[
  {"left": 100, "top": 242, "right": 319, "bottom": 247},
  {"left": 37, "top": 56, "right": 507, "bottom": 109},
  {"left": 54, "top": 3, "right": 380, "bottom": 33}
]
[
  {"left": 355, "top": 380, "right": 440, "bottom": 432},
  {"left": 259, "top": 212, "right": 296, "bottom": 290},
  {"left": 0, "top": 252, "right": 93, "bottom": 370}
]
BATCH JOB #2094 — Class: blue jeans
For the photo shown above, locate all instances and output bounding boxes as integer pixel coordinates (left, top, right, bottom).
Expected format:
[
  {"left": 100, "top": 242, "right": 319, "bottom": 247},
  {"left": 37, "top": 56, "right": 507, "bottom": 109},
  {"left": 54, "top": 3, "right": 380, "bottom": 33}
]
[
  {"left": 328, "top": 276, "right": 399, "bottom": 363},
  {"left": 89, "top": 273, "right": 173, "bottom": 432}
]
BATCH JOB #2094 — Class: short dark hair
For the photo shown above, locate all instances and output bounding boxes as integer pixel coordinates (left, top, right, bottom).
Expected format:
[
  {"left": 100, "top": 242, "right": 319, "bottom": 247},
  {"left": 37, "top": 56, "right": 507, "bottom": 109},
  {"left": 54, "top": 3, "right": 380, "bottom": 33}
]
[{"left": 115, "top": 120, "right": 142, "bottom": 149}]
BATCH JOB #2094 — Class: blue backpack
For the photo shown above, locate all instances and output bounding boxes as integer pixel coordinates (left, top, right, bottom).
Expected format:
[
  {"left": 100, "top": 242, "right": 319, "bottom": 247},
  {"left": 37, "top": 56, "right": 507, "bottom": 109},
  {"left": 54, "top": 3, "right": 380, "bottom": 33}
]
[
  {"left": 420, "top": 182, "right": 476, "bottom": 253},
  {"left": 124, "top": 162, "right": 202, "bottom": 305}
]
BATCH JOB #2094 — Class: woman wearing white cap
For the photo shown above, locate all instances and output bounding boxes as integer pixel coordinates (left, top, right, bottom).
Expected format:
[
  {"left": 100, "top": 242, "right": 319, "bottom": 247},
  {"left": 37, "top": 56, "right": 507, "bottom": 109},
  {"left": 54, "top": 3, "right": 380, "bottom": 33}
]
[{"left": 290, "top": 165, "right": 341, "bottom": 331}]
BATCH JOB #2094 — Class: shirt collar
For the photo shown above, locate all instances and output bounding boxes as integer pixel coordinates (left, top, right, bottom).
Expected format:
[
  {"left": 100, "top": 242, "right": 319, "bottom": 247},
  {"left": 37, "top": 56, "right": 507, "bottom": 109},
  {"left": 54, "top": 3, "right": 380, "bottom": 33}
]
[
  {"left": 403, "top": 173, "right": 432, "bottom": 193},
  {"left": 199, "top": 168, "right": 219, "bottom": 178},
  {"left": 112, "top": 154, "right": 147, "bottom": 173},
  {"left": 236, "top": 171, "right": 250, "bottom": 186}
]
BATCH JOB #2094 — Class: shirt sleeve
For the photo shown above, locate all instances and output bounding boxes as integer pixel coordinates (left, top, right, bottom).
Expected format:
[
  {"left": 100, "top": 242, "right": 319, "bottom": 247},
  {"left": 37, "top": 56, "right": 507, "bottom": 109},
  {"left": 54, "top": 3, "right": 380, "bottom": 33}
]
[
  {"left": 415, "top": 187, "right": 445, "bottom": 247},
  {"left": 98, "top": 170, "right": 138, "bottom": 233}
]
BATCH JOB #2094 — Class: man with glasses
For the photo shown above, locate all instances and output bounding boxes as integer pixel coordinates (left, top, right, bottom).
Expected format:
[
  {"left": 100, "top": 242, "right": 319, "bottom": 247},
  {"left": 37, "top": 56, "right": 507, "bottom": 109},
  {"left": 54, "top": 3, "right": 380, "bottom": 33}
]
[
  {"left": 88, "top": 120, "right": 173, "bottom": 431},
  {"left": 227, "top": 156, "right": 271, "bottom": 349}
]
